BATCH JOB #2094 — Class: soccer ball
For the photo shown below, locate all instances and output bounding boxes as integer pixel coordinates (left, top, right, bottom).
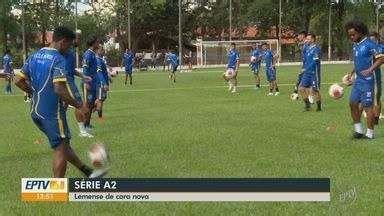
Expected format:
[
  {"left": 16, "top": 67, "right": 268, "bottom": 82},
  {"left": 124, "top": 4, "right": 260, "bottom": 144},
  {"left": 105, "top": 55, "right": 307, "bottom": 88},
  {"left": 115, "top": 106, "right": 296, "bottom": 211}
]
[
  {"left": 329, "top": 84, "right": 344, "bottom": 100},
  {"left": 89, "top": 143, "right": 109, "bottom": 168},
  {"left": 342, "top": 74, "right": 354, "bottom": 86},
  {"left": 250, "top": 56, "right": 257, "bottom": 63},
  {"left": 290, "top": 93, "right": 299, "bottom": 100},
  {"left": 225, "top": 68, "right": 236, "bottom": 79}
]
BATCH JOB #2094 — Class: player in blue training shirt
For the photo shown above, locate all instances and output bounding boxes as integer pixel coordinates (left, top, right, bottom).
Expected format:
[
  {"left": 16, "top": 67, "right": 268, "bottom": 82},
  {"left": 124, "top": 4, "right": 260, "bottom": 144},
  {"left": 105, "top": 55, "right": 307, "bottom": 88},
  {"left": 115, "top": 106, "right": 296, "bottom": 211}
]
[
  {"left": 95, "top": 46, "right": 110, "bottom": 121},
  {"left": 345, "top": 21, "right": 384, "bottom": 139},
  {"left": 368, "top": 32, "right": 383, "bottom": 125},
  {"left": 167, "top": 49, "right": 179, "bottom": 83},
  {"left": 123, "top": 48, "right": 135, "bottom": 85},
  {"left": 298, "top": 33, "right": 322, "bottom": 111},
  {"left": 14, "top": 26, "right": 104, "bottom": 178},
  {"left": 2, "top": 49, "right": 13, "bottom": 94},
  {"left": 223, "top": 42, "right": 240, "bottom": 93},
  {"left": 82, "top": 36, "right": 100, "bottom": 132},
  {"left": 64, "top": 33, "right": 93, "bottom": 138},
  {"left": 249, "top": 44, "right": 262, "bottom": 89},
  {"left": 261, "top": 43, "right": 279, "bottom": 96},
  {"left": 292, "top": 31, "right": 308, "bottom": 95}
]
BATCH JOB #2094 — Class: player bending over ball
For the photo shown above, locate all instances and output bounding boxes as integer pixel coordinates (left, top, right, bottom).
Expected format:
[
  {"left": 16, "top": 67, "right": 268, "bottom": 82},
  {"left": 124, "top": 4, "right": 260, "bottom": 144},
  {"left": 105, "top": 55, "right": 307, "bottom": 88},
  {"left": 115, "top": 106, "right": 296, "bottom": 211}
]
[
  {"left": 368, "top": 32, "right": 383, "bottom": 125},
  {"left": 95, "top": 45, "right": 110, "bottom": 120},
  {"left": 298, "top": 33, "right": 322, "bottom": 111},
  {"left": 250, "top": 43, "right": 262, "bottom": 90},
  {"left": 261, "top": 43, "right": 279, "bottom": 96},
  {"left": 223, "top": 42, "right": 240, "bottom": 93},
  {"left": 123, "top": 48, "right": 135, "bottom": 85},
  {"left": 167, "top": 49, "right": 179, "bottom": 83},
  {"left": 345, "top": 20, "right": 384, "bottom": 139},
  {"left": 14, "top": 26, "right": 105, "bottom": 178}
]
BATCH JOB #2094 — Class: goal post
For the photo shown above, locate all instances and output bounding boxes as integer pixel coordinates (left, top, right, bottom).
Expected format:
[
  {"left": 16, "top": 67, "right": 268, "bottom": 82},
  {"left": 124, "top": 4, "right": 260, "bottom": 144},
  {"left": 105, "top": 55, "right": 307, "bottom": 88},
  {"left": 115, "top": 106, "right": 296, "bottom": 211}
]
[{"left": 195, "top": 39, "right": 279, "bottom": 68}]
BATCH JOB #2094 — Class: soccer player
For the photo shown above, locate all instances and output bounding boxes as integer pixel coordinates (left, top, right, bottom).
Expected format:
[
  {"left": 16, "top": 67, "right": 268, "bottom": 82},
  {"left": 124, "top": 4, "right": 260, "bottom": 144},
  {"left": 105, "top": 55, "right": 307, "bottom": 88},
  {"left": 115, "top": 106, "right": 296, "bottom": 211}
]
[
  {"left": 95, "top": 46, "right": 109, "bottom": 120},
  {"left": 14, "top": 26, "right": 104, "bottom": 178},
  {"left": 261, "top": 43, "right": 279, "bottom": 96},
  {"left": 222, "top": 42, "right": 240, "bottom": 93},
  {"left": 368, "top": 32, "right": 383, "bottom": 124},
  {"left": 123, "top": 48, "right": 134, "bottom": 85},
  {"left": 250, "top": 44, "right": 262, "bottom": 89},
  {"left": 293, "top": 31, "right": 308, "bottom": 96},
  {"left": 345, "top": 21, "right": 384, "bottom": 139},
  {"left": 298, "top": 33, "right": 322, "bottom": 111},
  {"left": 167, "top": 49, "right": 179, "bottom": 83},
  {"left": 82, "top": 36, "right": 100, "bottom": 132},
  {"left": 63, "top": 34, "right": 93, "bottom": 138},
  {"left": 2, "top": 49, "right": 13, "bottom": 94}
]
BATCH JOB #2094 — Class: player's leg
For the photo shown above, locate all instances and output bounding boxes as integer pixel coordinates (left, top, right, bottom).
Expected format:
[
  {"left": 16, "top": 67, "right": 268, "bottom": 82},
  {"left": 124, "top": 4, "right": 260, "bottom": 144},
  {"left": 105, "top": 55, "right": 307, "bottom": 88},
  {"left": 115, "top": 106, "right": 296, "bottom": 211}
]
[
  {"left": 129, "top": 74, "right": 132, "bottom": 85},
  {"left": 349, "top": 86, "right": 365, "bottom": 138},
  {"left": 124, "top": 73, "right": 128, "bottom": 85},
  {"left": 299, "top": 76, "right": 311, "bottom": 110},
  {"left": 312, "top": 74, "right": 321, "bottom": 111},
  {"left": 374, "top": 78, "right": 381, "bottom": 124},
  {"left": 231, "top": 77, "right": 237, "bottom": 93},
  {"left": 361, "top": 85, "right": 375, "bottom": 139}
]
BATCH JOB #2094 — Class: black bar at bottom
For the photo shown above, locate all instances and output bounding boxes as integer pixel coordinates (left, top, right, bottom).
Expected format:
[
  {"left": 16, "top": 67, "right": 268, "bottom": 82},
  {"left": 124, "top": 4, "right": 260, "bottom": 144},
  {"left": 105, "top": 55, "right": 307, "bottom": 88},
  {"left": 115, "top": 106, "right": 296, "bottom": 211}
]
[{"left": 69, "top": 178, "right": 330, "bottom": 193}]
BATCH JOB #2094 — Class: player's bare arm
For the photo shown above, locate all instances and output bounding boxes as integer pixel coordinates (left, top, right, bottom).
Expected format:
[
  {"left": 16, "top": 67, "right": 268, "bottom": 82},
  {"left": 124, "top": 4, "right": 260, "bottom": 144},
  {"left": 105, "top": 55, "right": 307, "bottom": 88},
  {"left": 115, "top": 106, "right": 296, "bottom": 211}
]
[
  {"left": 14, "top": 75, "right": 32, "bottom": 94},
  {"left": 54, "top": 82, "right": 82, "bottom": 109}
]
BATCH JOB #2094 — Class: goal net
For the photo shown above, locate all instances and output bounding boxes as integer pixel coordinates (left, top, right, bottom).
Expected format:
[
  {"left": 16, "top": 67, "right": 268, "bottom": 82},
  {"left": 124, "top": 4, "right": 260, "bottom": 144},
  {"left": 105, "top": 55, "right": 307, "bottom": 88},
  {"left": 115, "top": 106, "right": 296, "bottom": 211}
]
[{"left": 195, "top": 39, "right": 279, "bottom": 68}]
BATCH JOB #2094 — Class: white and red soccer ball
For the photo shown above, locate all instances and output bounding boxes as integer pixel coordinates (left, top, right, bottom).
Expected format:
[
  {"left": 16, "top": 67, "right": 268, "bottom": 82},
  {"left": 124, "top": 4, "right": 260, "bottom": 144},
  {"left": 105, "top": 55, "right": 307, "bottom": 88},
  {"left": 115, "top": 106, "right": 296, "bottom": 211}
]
[
  {"left": 250, "top": 56, "right": 257, "bottom": 63},
  {"left": 329, "top": 84, "right": 344, "bottom": 100},
  {"left": 89, "top": 143, "right": 109, "bottom": 168},
  {"left": 225, "top": 68, "right": 236, "bottom": 79}
]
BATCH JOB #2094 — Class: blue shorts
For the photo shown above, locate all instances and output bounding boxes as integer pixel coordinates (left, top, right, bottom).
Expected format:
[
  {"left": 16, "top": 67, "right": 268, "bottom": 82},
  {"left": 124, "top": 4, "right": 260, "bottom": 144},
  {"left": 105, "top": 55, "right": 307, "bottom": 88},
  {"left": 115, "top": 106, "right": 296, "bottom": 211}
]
[
  {"left": 67, "top": 79, "right": 82, "bottom": 102},
  {"left": 251, "top": 64, "right": 260, "bottom": 75},
  {"left": 350, "top": 82, "right": 375, "bottom": 107},
  {"left": 125, "top": 66, "right": 133, "bottom": 75},
  {"left": 299, "top": 73, "right": 320, "bottom": 91},
  {"left": 32, "top": 116, "right": 71, "bottom": 149},
  {"left": 171, "top": 64, "right": 178, "bottom": 73},
  {"left": 266, "top": 67, "right": 276, "bottom": 82},
  {"left": 82, "top": 83, "right": 97, "bottom": 103},
  {"left": 97, "top": 86, "right": 107, "bottom": 101},
  {"left": 296, "top": 72, "right": 303, "bottom": 84}
]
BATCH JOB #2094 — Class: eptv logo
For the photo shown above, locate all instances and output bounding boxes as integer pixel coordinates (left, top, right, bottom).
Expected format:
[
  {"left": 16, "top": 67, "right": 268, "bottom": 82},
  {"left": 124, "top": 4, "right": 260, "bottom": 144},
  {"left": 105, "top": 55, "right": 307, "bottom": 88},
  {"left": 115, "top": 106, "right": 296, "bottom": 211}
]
[
  {"left": 25, "top": 180, "right": 65, "bottom": 190},
  {"left": 22, "top": 178, "right": 68, "bottom": 193}
]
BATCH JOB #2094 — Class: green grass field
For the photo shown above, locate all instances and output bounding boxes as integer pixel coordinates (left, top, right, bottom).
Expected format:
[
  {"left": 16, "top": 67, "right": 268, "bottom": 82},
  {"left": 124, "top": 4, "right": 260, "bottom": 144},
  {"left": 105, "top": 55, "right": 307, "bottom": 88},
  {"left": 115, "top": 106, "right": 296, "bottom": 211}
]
[{"left": 1, "top": 64, "right": 384, "bottom": 215}]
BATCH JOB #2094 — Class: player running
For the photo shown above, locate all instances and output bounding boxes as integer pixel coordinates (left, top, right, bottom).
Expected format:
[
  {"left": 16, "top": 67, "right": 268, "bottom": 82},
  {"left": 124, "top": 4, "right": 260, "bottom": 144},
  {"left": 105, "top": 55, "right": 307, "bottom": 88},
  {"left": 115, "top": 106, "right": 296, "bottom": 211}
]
[
  {"left": 368, "top": 32, "right": 383, "bottom": 124},
  {"left": 82, "top": 36, "right": 100, "bottom": 133},
  {"left": 223, "top": 42, "right": 240, "bottom": 93},
  {"left": 292, "top": 31, "right": 308, "bottom": 97},
  {"left": 95, "top": 46, "right": 110, "bottom": 121},
  {"left": 63, "top": 33, "right": 94, "bottom": 138},
  {"left": 2, "top": 49, "right": 14, "bottom": 94},
  {"left": 298, "top": 33, "right": 322, "bottom": 111},
  {"left": 167, "top": 49, "right": 179, "bottom": 83},
  {"left": 261, "top": 43, "right": 279, "bottom": 96},
  {"left": 345, "top": 21, "right": 384, "bottom": 139},
  {"left": 250, "top": 44, "right": 262, "bottom": 89},
  {"left": 123, "top": 48, "right": 135, "bottom": 85},
  {"left": 14, "top": 26, "right": 104, "bottom": 178}
]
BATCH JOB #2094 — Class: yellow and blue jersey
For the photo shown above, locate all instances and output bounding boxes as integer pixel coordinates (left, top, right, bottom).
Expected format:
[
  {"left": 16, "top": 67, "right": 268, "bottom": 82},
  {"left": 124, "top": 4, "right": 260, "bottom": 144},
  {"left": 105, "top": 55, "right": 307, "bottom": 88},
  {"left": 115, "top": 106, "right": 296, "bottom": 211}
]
[
  {"left": 303, "top": 45, "right": 321, "bottom": 75},
  {"left": 2, "top": 54, "right": 13, "bottom": 74},
  {"left": 263, "top": 49, "right": 274, "bottom": 68},
  {"left": 227, "top": 49, "right": 239, "bottom": 69},
  {"left": 18, "top": 48, "right": 68, "bottom": 120},
  {"left": 123, "top": 51, "right": 135, "bottom": 69},
  {"left": 82, "top": 49, "right": 98, "bottom": 88},
  {"left": 96, "top": 56, "right": 108, "bottom": 86},
  {"left": 353, "top": 38, "right": 383, "bottom": 84},
  {"left": 64, "top": 49, "right": 76, "bottom": 81}
]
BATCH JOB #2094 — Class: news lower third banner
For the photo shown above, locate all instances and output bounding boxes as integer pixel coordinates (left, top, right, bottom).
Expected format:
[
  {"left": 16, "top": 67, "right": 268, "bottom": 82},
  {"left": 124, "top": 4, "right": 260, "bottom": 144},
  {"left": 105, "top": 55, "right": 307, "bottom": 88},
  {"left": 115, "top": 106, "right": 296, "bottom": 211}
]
[{"left": 21, "top": 178, "right": 330, "bottom": 202}]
